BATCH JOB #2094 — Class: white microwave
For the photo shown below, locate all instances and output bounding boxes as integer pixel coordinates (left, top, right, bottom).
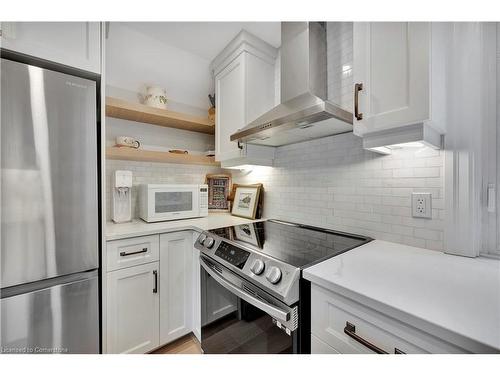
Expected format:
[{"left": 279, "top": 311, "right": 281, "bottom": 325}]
[{"left": 139, "top": 184, "right": 208, "bottom": 222}]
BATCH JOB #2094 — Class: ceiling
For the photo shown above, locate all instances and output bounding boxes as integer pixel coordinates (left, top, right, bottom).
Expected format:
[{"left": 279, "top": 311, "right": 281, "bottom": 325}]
[{"left": 118, "top": 22, "right": 281, "bottom": 61}]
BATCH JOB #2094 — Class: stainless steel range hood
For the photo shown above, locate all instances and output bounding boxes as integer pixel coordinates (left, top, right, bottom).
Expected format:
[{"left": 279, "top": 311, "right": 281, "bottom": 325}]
[{"left": 230, "top": 22, "right": 353, "bottom": 147}]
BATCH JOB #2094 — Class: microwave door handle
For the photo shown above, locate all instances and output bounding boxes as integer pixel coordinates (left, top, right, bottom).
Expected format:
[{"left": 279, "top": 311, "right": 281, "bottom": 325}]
[{"left": 200, "top": 256, "right": 290, "bottom": 323}]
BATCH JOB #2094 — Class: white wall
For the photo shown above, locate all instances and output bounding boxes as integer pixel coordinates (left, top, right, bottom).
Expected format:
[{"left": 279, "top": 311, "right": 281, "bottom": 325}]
[
  {"left": 106, "top": 117, "right": 214, "bottom": 153},
  {"left": 106, "top": 22, "right": 213, "bottom": 115},
  {"left": 105, "top": 23, "right": 215, "bottom": 154}
]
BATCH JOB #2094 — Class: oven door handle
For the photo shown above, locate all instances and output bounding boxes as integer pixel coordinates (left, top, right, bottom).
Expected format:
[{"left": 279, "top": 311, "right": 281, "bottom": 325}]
[{"left": 200, "top": 256, "right": 290, "bottom": 323}]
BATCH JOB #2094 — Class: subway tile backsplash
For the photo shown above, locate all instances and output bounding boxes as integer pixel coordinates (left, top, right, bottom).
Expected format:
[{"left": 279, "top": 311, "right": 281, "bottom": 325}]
[
  {"left": 232, "top": 133, "right": 445, "bottom": 251},
  {"left": 106, "top": 133, "right": 444, "bottom": 251}
]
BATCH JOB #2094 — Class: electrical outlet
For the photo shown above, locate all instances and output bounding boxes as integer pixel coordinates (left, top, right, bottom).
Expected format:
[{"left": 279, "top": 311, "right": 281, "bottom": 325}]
[{"left": 412, "top": 193, "right": 432, "bottom": 218}]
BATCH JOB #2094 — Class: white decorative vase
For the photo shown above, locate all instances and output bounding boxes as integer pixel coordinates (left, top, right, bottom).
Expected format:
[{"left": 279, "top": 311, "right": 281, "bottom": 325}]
[{"left": 144, "top": 86, "right": 168, "bottom": 109}]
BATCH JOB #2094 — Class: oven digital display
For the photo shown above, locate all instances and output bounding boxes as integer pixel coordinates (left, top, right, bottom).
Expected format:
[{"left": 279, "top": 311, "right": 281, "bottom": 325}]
[{"left": 215, "top": 242, "right": 250, "bottom": 269}]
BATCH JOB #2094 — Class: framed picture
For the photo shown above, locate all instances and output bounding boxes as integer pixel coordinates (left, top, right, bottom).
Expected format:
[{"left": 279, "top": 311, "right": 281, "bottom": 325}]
[
  {"left": 229, "top": 183, "right": 263, "bottom": 219},
  {"left": 205, "top": 174, "right": 231, "bottom": 211},
  {"left": 231, "top": 185, "right": 261, "bottom": 219}
]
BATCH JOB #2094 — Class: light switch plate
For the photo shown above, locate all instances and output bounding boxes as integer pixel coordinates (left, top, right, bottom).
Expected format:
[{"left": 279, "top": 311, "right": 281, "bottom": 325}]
[{"left": 412, "top": 193, "right": 432, "bottom": 218}]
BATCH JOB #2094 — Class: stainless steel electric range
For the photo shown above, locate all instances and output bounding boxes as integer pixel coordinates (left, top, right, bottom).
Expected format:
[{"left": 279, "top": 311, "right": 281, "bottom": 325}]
[{"left": 194, "top": 219, "right": 372, "bottom": 354}]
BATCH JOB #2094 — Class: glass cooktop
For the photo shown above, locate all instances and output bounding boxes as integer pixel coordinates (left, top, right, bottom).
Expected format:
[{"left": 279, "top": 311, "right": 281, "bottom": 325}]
[{"left": 208, "top": 219, "right": 372, "bottom": 269}]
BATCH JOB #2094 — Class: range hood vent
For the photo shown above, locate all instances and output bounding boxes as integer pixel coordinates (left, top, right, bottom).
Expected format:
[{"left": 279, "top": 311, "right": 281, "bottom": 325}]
[{"left": 231, "top": 22, "right": 353, "bottom": 147}]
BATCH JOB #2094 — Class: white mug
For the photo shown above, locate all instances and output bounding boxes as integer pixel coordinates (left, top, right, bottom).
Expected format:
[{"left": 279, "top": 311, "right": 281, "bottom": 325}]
[{"left": 116, "top": 136, "right": 140, "bottom": 149}]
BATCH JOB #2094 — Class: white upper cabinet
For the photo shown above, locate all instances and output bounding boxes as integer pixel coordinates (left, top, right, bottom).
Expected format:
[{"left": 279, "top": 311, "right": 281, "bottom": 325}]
[
  {"left": 215, "top": 53, "right": 246, "bottom": 162},
  {"left": 1, "top": 22, "right": 101, "bottom": 73},
  {"left": 212, "top": 30, "right": 278, "bottom": 167},
  {"left": 353, "top": 22, "right": 448, "bottom": 152}
]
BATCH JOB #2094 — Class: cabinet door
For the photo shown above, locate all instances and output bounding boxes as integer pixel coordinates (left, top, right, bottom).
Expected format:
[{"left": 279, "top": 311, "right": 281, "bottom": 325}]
[
  {"left": 1, "top": 22, "right": 101, "bottom": 73},
  {"left": 244, "top": 52, "right": 276, "bottom": 124},
  {"left": 160, "top": 232, "right": 193, "bottom": 345},
  {"left": 353, "top": 22, "right": 430, "bottom": 136},
  {"left": 311, "top": 334, "right": 340, "bottom": 354},
  {"left": 106, "top": 262, "right": 159, "bottom": 354},
  {"left": 192, "top": 236, "right": 201, "bottom": 342},
  {"left": 215, "top": 53, "right": 246, "bottom": 162}
]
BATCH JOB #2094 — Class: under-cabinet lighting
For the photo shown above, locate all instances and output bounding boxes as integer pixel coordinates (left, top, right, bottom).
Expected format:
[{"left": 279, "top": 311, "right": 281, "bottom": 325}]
[
  {"left": 224, "top": 164, "right": 272, "bottom": 170},
  {"left": 224, "top": 164, "right": 256, "bottom": 170},
  {"left": 387, "top": 141, "right": 426, "bottom": 149},
  {"left": 366, "top": 146, "right": 392, "bottom": 155}
]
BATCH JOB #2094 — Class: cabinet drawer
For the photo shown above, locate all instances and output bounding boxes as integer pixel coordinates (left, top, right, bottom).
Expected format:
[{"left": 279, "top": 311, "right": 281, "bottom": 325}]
[
  {"left": 107, "top": 235, "right": 159, "bottom": 271},
  {"left": 311, "top": 334, "right": 339, "bottom": 354},
  {"left": 311, "top": 284, "right": 467, "bottom": 354}
]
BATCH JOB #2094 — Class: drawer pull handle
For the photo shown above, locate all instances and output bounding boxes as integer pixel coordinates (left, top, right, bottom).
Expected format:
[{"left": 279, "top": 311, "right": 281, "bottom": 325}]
[
  {"left": 344, "top": 321, "right": 388, "bottom": 354},
  {"left": 153, "top": 270, "right": 158, "bottom": 294},
  {"left": 354, "top": 83, "right": 363, "bottom": 121},
  {"left": 120, "top": 248, "right": 148, "bottom": 257}
]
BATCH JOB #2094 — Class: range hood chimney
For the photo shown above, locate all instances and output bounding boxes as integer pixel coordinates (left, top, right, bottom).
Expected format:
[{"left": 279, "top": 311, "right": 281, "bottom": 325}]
[{"left": 231, "top": 22, "right": 353, "bottom": 147}]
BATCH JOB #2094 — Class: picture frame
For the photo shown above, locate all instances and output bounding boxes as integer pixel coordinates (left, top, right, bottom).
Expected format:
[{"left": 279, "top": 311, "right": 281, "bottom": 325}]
[
  {"left": 205, "top": 174, "right": 231, "bottom": 211},
  {"left": 230, "top": 184, "right": 262, "bottom": 219},
  {"left": 228, "top": 183, "right": 264, "bottom": 219}
]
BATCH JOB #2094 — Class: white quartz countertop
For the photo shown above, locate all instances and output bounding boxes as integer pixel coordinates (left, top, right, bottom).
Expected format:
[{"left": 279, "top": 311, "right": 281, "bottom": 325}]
[
  {"left": 303, "top": 240, "right": 500, "bottom": 351},
  {"left": 106, "top": 213, "right": 264, "bottom": 241}
]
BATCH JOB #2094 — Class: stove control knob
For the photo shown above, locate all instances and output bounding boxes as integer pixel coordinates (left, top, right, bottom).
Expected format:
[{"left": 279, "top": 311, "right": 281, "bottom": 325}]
[
  {"left": 250, "top": 259, "right": 265, "bottom": 275},
  {"left": 266, "top": 266, "right": 282, "bottom": 284},
  {"left": 198, "top": 234, "right": 207, "bottom": 244},
  {"left": 204, "top": 237, "right": 215, "bottom": 249}
]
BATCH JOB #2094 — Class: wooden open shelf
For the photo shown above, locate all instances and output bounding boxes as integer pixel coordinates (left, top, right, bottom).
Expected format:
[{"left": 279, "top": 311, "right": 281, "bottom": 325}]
[
  {"left": 106, "top": 97, "right": 215, "bottom": 135},
  {"left": 106, "top": 147, "right": 220, "bottom": 167}
]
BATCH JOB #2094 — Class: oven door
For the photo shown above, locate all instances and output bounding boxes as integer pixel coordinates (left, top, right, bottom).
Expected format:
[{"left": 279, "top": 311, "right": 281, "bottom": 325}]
[
  {"left": 200, "top": 254, "right": 298, "bottom": 354},
  {"left": 148, "top": 185, "right": 199, "bottom": 221}
]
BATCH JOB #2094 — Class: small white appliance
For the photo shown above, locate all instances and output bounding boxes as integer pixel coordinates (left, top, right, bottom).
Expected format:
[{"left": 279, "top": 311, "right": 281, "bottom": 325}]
[
  {"left": 139, "top": 184, "right": 208, "bottom": 222},
  {"left": 111, "top": 170, "right": 133, "bottom": 223}
]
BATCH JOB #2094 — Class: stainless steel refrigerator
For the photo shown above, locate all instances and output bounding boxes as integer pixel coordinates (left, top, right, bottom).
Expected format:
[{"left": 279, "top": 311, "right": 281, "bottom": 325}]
[{"left": 1, "top": 58, "right": 100, "bottom": 353}]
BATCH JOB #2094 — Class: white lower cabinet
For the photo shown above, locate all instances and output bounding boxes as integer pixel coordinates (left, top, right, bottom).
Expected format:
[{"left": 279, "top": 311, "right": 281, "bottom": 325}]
[
  {"left": 310, "top": 284, "right": 468, "bottom": 354},
  {"left": 106, "top": 262, "right": 160, "bottom": 354},
  {"left": 311, "top": 334, "right": 339, "bottom": 354},
  {"left": 159, "top": 231, "right": 193, "bottom": 345},
  {"left": 104, "top": 229, "right": 237, "bottom": 353}
]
